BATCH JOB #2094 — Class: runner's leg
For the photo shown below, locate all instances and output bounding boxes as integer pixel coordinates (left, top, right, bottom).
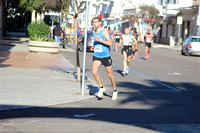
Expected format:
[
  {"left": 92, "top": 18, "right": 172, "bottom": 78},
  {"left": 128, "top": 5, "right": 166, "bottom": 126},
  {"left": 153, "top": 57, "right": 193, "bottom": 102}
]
[
  {"left": 92, "top": 60, "right": 103, "bottom": 87},
  {"left": 105, "top": 65, "right": 116, "bottom": 91},
  {"left": 123, "top": 51, "right": 127, "bottom": 70},
  {"left": 127, "top": 55, "right": 131, "bottom": 68}
]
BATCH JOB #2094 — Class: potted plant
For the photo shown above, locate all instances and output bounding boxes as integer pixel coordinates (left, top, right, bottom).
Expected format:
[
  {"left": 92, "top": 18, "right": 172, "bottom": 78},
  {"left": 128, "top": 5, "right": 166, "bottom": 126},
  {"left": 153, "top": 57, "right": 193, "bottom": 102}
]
[{"left": 28, "top": 22, "right": 59, "bottom": 53}]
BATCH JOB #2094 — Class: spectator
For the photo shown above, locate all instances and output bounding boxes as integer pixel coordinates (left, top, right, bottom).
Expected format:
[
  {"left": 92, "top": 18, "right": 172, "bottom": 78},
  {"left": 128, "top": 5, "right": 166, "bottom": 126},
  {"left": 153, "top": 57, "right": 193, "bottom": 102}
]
[{"left": 54, "top": 23, "right": 63, "bottom": 44}]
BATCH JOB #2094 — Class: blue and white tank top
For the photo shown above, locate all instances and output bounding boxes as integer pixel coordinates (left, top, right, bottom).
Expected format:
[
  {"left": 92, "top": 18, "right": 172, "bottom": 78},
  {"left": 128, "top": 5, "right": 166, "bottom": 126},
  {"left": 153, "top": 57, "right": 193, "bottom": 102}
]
[
  {"left": 93, "top": 29, "right": 110, "bottom": 58},
  {"left": 122, "top": 34, "right": 132, "bottom": 46}
]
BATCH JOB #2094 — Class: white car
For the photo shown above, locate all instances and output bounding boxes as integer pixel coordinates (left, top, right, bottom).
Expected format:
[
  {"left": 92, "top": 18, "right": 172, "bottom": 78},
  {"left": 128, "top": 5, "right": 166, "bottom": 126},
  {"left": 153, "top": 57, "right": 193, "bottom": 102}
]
[{"left": 181, "top": 36, "right": 200, "bottom": 56}]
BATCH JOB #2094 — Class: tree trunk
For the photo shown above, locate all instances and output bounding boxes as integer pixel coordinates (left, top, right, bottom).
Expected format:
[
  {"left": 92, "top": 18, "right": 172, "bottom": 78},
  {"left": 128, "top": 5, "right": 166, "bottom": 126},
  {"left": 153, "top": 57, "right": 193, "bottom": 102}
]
[
  {"left": 40, "top": 12, "right": 45, "bottom": 22},
  {"left": 74, "top": 16, "right": 81, "bottom": 82},
  {"left": 31, "top": 10, "right": 36, "bottom": 23},
  {"left": 36, "top": 13, "right": 40, "bottom": 23}
]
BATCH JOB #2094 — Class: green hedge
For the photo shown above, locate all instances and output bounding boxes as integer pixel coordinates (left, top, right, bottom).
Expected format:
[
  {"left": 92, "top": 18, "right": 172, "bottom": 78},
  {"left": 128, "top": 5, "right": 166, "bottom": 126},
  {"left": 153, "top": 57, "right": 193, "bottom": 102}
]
[{"left": 28, "top": 22, "right": 50, "bottom": 41}]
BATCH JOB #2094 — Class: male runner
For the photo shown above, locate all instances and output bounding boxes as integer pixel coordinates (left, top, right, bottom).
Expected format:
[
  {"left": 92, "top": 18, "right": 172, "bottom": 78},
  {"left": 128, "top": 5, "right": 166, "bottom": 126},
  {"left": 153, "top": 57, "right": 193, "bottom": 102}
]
[
  {"left": 144, "top": 29, "right": 153, "bottom": 59},
  {"left": 132, "top": 28, "right": 139, "bottom": 60},
  {"left": 91, "top": 17, "right": 118, "bottom": 100},
  {"left": 114, "top": 29, "right": 121, "bottom": 52},
  {"left": 120, "top": 28, "right": 137, "bottom": 75}
]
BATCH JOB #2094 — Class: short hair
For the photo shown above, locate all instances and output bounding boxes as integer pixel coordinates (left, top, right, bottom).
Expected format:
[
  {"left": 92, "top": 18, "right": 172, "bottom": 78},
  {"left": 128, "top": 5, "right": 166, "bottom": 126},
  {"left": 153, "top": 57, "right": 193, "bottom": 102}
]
[{"left": 92, "top": 17, "right": 102, "bottom": 23}]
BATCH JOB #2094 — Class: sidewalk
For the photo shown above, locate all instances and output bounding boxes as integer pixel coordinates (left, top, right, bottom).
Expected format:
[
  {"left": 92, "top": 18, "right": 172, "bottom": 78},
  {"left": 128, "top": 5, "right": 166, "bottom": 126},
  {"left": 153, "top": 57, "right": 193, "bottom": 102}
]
[
  {"left": 0, "top": 38, "right": 98, "bottom": 111},
  {"left": 152, "top": 42, "right": 182, "bottom": 51}
]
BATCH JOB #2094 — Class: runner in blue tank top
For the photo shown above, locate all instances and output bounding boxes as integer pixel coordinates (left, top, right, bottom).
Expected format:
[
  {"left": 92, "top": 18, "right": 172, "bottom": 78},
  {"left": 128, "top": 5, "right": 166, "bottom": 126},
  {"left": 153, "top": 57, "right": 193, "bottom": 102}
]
[{"left": 90, "top": 17, "right": 118, "bottom": 100}]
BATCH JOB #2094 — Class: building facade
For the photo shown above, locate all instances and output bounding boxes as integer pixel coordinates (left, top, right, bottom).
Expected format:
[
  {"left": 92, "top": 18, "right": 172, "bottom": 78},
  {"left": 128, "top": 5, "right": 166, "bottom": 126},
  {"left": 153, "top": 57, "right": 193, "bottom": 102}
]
[{"left": 155, "top": 0, "right": 199, "bottom": 45}]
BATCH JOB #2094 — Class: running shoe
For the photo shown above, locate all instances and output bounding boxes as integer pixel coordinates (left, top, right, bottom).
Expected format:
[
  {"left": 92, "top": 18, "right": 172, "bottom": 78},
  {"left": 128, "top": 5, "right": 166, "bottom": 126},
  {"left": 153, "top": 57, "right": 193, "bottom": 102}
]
[
  {"left": 112, "top": 90, "right": 118, "bottom": 100},
  {"left": 135, "top": 51, "right": 138, "bottom": 56},
  {"left": 145, "top": 54, "right": 149, "bottom": 60},
  {"left": 98, "top": 86, "right": 105, "bottom": 97},
  {"left": 121, "top": 69, "right": 127, "bottom": 75},
  {"left": 131, "top": 55, "right": 135, "bottom": 60},
  {"left": 126, "top": 67, "right": 130, "bottom": 73}
]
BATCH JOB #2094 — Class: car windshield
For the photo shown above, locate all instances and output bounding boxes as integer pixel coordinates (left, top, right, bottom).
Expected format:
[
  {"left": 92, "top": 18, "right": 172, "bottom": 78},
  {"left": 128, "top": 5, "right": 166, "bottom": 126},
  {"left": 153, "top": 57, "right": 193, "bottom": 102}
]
[
  {"left": 87, "top": 31, "right": 93, "bottom": 37},
  {"left": 191, "top": 38, "right": 200, "bottom": 42}
]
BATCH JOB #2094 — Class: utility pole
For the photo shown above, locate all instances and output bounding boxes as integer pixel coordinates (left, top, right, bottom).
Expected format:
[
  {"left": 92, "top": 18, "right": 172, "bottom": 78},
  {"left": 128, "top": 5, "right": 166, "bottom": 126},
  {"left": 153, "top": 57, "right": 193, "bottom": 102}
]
[
  {"left": 177, "top": 15, "right": 183, "bottom": 48},
  {"left": 81, "top": 0, "right": 90, "bottom": 96},
  {"left": 197, "top": 0, "right": 200, "bottom": 36}
]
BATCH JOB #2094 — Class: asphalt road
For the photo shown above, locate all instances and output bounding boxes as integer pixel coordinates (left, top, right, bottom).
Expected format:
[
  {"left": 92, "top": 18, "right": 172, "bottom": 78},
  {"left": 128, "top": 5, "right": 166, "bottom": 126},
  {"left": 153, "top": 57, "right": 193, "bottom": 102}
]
[{"left": 0, "top": 42, "right": 200, "bottom": 133}]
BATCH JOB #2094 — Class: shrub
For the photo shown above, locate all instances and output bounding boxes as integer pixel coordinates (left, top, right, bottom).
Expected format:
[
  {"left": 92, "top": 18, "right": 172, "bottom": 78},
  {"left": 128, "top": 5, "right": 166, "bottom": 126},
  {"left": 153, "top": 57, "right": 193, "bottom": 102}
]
[{"left": 28, "top": 22, "right": 50, "bottom": 41}]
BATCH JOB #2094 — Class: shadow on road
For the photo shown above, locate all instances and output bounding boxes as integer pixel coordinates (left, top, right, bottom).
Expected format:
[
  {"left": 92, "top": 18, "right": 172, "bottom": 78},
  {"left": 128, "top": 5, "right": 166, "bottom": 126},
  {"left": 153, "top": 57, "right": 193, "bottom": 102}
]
[{"left": 0, "top": 80, "right": 200, "bottom": 132}]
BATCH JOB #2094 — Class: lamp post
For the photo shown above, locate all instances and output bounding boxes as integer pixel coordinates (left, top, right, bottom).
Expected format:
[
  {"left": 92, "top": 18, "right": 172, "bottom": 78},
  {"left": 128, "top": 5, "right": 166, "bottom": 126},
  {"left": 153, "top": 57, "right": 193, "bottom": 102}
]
[{"left": 81, "top": 0, "right": 90, "bottom": 96}]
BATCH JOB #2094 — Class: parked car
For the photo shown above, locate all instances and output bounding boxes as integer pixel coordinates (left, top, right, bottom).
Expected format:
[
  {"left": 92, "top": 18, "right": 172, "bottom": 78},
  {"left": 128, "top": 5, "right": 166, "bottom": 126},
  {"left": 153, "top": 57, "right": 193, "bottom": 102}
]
[
  {"left": 181, "top": 36, "right": 200, "bottom": 56},
  {"left": 78, "top": 30, "right": 94, "bottom": 52}
]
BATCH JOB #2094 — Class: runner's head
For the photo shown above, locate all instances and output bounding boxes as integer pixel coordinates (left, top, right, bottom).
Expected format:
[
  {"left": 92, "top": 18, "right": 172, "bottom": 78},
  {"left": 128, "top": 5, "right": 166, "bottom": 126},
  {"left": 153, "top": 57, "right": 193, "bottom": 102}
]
[
  {"left": 147, "top": 29, "right": 151, "bottom": 33},
  {"left": 125, "top": 28, "right": 129, "bottom": 35},
  {"left": 92, "top": 17, "right": 102, "bottom": 30}
]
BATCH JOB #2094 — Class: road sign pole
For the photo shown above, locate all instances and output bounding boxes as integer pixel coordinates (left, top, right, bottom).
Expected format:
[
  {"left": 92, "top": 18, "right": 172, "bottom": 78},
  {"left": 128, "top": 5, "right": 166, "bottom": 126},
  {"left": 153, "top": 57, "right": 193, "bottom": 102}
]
[
  {"left": 177, "top": 16, "right": 183, "bottom": 48},
  {"left": 81, "top": 0, "right": 89, "bottom": 95},
  {"left": 197, "top": 1, "right": 200, "bottom": 36}
]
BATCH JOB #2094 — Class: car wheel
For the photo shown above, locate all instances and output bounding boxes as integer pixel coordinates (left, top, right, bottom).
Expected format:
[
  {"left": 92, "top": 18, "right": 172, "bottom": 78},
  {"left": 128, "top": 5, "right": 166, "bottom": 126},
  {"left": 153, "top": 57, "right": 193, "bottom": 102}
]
[
  {"left": 181, "top": 49, "right": 185, "bottom": 55},
  {"left": 185, "top": 48, "right": 190, "bottom": 56}
]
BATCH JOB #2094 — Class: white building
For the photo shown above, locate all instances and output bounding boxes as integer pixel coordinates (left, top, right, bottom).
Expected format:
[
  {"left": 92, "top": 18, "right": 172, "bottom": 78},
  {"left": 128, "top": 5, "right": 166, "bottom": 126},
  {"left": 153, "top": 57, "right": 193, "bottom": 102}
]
[{"left": 154, "top": 0, "right": 199, "bottom": 44}]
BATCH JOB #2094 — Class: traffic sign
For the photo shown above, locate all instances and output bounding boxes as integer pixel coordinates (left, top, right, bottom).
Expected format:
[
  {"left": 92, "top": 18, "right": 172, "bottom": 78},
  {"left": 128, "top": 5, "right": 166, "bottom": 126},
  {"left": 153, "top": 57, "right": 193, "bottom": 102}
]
[{"left": 177, "top": 16, "right": 183, "bottom": 24}]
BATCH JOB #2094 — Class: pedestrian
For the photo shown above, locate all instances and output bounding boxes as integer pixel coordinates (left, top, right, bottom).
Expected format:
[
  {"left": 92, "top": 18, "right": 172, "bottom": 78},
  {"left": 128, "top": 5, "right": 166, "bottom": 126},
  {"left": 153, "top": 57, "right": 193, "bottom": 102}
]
[
  {"left": 54, "top": 23, "right": 63, "bottom": 44},
  {"left": 90, "top": 17, "right": 118, "bottom": 100},
  {"left": 120, "top": 28, "right": 137, "bottom": 75},
  {"left": 65, "top": 26, "right": 71, "bottom": 41},
  {"left": 144, "top": 29, "right": 153, "bottom": 59},
  {"left": 114, "top": 29, "right": 121, "bottom": 52},
  {"left": 131, "top": 28, "right": 139, "bottom": 60},
  {"left": 77, "top": 28, "right": 81, "bottom": 38}
]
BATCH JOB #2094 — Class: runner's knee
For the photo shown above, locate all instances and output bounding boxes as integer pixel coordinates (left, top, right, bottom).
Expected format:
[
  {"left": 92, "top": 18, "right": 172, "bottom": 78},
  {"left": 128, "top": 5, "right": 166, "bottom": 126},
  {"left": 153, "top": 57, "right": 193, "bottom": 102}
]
[{"left": 92, "top": 69, "right": 98, "bottom": 77}]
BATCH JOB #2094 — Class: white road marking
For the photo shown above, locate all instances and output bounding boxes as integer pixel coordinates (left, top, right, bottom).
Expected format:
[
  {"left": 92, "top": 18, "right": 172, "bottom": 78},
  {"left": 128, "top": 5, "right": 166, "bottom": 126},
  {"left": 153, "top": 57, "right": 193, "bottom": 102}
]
[
  {"left": 74, "top": 114, "right": 96, "bottom": 118},
  {"left": 168, "top": 72, "right": 182, "bottom": 76}
]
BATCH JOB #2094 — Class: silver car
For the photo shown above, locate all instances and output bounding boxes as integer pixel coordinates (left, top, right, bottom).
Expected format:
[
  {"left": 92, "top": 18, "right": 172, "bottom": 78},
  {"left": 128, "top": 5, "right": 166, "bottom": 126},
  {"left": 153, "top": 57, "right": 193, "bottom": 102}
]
[
  {"left": 78, "top": 30, "right": 94, "bottom": 52},
  {"left": 181, "top": 36, "right": 200, "bottom": 56}
]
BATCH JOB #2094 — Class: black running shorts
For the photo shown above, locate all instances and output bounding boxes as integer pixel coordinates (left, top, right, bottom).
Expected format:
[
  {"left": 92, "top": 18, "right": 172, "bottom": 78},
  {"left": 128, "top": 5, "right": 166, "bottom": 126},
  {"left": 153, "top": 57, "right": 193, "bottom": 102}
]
[
  {"left": 145, "top": 43, "right": 151, "bottom": 48},
  {"left": 115, "top": 38, "right": 120, "bottom": 43},
  {"left": 121, "top": 46, "right": 132, "bottom": 57},
  {"left": 93, "top": 56, "right": 112, "bottom": 67}
]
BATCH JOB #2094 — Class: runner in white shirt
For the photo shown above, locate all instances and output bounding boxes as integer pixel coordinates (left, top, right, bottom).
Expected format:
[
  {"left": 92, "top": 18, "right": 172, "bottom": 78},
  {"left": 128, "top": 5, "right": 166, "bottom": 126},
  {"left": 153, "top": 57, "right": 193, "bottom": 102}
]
[{"left": 120, "top": 28, "right": 137, "bottom": 76}]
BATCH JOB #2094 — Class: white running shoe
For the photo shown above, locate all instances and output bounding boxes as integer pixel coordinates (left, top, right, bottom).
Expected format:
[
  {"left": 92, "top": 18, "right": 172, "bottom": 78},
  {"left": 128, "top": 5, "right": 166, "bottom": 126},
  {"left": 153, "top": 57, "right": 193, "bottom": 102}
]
[
  {"left": 98, "top": 86, "right": 106, "bottom": 97},
  {"left": 112, "top": 90, "right": 118, "bottom": 100}
]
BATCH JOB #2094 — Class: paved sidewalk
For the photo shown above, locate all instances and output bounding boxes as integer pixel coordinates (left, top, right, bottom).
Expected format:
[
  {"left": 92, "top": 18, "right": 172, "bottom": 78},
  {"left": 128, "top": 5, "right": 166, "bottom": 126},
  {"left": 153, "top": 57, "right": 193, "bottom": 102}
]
[
  {"left": 152, "top": 42, "right": 182, "bottom": 51},
  {"left": 0, "top": 38, "right": 98, "bottom": 111}
]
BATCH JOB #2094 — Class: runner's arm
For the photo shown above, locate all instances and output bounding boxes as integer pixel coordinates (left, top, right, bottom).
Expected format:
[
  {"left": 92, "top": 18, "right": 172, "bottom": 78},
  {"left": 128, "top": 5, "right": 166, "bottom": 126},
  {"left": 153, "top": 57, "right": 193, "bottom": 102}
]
[
  {"left": 131, "top": 35, "right": 137, "bottom": 45},
  {"left": 103, "top": 29, "right": 112, "bottom": 46},
  {"left": 119, "top": 36, "right": 123, "bottom": 47}
]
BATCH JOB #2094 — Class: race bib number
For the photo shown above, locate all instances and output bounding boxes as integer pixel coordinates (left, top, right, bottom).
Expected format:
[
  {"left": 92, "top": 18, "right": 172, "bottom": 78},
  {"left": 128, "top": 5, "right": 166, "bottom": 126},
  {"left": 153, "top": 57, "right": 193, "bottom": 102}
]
[
  {"left": 94, "top": 45, "right": 103, "bottom": 52},
  {"left": 146, "top": 38, "right": 151, "bottom": 43},
  {"left": 116, "top": 35, "right": 119, "bottom": 38}
]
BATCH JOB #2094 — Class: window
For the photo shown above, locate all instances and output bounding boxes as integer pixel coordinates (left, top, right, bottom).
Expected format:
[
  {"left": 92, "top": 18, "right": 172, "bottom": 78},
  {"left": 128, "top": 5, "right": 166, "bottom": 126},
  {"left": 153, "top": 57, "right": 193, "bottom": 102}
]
[
  {"left": 158, "top": 0, "right": 179, "bottom": 5},
  {"left": 191, "top": 38, "right": 200, "bottom": 42}
]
